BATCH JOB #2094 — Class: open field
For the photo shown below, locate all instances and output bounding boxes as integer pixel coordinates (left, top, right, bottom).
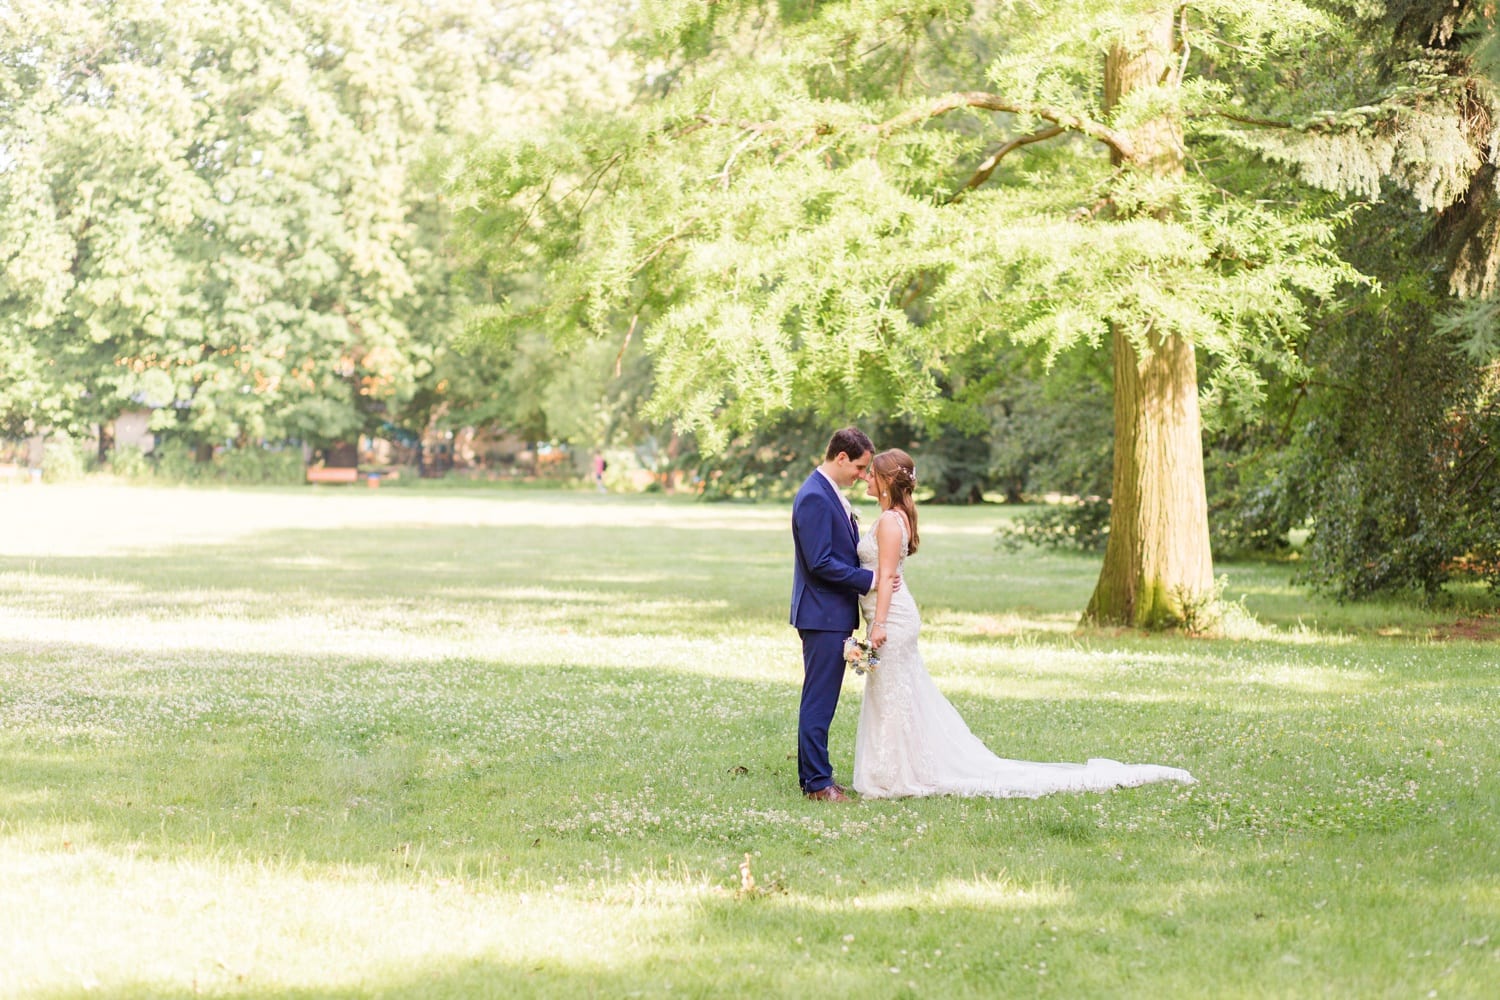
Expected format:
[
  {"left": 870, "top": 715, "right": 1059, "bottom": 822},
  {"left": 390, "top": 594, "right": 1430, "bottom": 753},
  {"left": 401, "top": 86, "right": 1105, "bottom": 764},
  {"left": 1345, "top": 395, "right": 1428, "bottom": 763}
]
[{"left": 2, "top": 484, "right": 1497, "bottom": 997}]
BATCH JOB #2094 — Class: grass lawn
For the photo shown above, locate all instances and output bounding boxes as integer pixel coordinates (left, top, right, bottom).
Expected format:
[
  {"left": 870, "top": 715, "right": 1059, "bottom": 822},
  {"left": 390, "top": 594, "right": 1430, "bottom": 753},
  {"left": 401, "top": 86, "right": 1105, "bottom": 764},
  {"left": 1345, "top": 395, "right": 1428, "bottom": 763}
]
[{"left": 1, "top": 483, "right": 1497, "bottom": 998}]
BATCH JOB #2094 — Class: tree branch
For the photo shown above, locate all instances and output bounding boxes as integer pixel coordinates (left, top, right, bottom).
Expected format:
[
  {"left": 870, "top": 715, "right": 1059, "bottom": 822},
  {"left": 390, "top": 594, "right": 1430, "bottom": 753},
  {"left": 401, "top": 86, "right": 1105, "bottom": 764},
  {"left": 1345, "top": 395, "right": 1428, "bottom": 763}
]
[
  {"left": 572, "top": 153, "right": 624, "bottom": 218},
  {"left": 1173, "top": 6, "right": 1191, "bottom": 87},
  {"left": 710, "top": 130, "right": 761, "bottom": 187},
  {"left": 1197, "top": 87, "right": 1444, "bottom": 132},
  {"left": 614, "top": 313, "right": 638, "bottom": 378},
  {"left": 1204, "top": 110, "right": 1298, "bottom": 129},
  {"left": 875, "top": 91, "right": 1134, "bottom": 159},
  {"left": 687, "top": 92, "right": 1133, "bottom": 160},
  {"left": 948, "top": 125, "right": 1065, "bottom": 203},
  {"left": 690, "top": 114, "right": 781, "bottom": 134},
  {"left": 630, "top": 225, "right": 697, "bottom": 277}
]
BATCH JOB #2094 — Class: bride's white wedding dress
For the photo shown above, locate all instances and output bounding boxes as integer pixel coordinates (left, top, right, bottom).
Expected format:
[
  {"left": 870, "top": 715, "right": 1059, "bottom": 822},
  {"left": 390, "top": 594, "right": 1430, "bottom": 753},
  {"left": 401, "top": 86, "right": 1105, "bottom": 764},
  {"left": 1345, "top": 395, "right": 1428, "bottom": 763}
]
[{"left": 852, "top": 510, "right": 1196, "bottom": 799}]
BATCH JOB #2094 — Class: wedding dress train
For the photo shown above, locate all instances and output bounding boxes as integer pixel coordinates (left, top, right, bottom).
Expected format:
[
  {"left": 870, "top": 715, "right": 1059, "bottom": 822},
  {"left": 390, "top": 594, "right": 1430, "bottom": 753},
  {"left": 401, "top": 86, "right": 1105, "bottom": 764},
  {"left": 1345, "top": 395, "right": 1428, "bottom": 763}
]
[{"left": 851, "top": 511, "right": 1196, "bottom": 799}]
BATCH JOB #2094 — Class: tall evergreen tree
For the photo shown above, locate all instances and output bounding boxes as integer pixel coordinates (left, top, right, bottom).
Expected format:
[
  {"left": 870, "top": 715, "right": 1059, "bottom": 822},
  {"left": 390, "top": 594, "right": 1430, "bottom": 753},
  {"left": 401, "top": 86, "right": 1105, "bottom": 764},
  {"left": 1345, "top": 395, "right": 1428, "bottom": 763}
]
[
  {"left": 459, "top": 1, "right": 1391, "bottom": 628},
  {"left": 1273, "top": 2, "right": 1500, "bottom": 598}
]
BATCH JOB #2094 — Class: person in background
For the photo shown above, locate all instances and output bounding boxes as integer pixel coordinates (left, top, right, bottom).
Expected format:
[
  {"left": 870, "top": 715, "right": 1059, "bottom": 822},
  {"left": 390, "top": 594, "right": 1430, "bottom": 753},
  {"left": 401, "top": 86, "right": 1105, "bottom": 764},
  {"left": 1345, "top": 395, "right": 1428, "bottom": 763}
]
[{"left": 592, "top": 452, "right": 607, "bottom": 492}]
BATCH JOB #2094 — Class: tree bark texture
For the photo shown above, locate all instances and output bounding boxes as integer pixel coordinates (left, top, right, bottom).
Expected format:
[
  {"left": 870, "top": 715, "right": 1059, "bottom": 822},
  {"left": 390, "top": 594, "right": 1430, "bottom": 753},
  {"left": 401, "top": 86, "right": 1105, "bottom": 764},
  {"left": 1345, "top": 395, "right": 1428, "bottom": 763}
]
[
  {"left": 1085, "top": 327, "right": 1214, "bottom": 627},
  {"left": 1084, "top": 9, "right": 1215, "bottom": 628},
  {"left": 96, "top": 422, "right": 114, "bottom": 466}
]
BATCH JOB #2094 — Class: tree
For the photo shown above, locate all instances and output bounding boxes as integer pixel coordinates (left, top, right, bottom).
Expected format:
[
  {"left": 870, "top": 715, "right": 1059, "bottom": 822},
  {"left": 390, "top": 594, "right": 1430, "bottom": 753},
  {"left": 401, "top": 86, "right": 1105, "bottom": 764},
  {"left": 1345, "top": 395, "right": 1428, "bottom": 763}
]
[
  {"left": 0, "top": 0, "right": 632, "bottom": 457},
  {"left": 459, "top": 1, "right": 1383, "bottom": 628},
  {"left": 1270, "top": 3, "right": 1500, "bottom": 598},
  {"left": 1081, "top": 10, "right": 1214, "bottom": 626}
]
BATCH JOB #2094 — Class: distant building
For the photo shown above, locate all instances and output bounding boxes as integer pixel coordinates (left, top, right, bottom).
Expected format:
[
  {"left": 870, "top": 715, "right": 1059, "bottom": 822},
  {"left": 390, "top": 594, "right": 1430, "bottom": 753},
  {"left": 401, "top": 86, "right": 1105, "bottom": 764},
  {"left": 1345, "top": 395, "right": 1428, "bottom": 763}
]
[{"left": 112, "top": 410, "right": 155, "bottom": 453}]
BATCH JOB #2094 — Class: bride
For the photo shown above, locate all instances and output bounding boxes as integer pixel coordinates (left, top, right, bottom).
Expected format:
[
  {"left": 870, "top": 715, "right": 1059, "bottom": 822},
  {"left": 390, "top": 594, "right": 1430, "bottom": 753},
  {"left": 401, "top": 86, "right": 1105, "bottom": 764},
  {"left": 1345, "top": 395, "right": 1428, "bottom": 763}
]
[{"left": 852, "top": 448, "right": 1196, "bottom": 799}]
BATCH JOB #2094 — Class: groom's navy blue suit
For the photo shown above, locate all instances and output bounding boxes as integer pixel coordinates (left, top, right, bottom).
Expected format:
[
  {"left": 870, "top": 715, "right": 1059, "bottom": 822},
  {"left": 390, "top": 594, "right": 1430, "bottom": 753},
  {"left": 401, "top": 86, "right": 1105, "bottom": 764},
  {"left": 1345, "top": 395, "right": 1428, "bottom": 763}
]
[{"left": 791, "top": 470, "right": 874, "bottom": 794}]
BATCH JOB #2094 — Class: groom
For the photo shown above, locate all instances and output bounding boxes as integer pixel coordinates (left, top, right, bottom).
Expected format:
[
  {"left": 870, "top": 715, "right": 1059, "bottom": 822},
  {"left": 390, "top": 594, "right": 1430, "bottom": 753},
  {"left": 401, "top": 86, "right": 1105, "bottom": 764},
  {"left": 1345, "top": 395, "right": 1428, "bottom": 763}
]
[{"left": 790, "top": 427, "right": 878, "bottom": 802}]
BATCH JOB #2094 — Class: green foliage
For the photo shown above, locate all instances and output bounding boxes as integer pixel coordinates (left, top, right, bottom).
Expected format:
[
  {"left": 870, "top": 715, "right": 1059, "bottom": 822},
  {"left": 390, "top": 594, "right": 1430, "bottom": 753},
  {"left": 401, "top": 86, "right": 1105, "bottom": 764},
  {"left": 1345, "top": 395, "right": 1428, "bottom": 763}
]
[
  {"left": 684, "top": 412, "right": 827, "bottom": 500},
  {"left": 679, "top": 395, "right": 1061, "bottom": 504},
  {"left": 998, "top": 398, "right": 1312, "bottom": 560},
  {"left": 911, "top": 422, "right": 993, "bottom": 504},
  {"left": 1434, "top": 297, "right": 1500, "bottom": 365},
  {"left": 217, "top": 446, "right": 304, "bottom": 485},
  {"left": 999, "top": 498, "right": 1112, "bottom": 553},
  {"left": 456, "top": 2, "right": 1370, "bottom": 455},
  {"left": 108, "top": 445, "right": 152, "bottom": 481},
  {"left": 1203, "top": 442, "right": 1304, "bottom": 556},
  {"left": 141, "top": 439, "right": 304, "bottom": 484},
  {"left": 150, "top": 440, "right": 208, "bottom": 482},
  {"left": 1291, "top": 263, "right": 1500, "bottom": 598},
  {"left": 981, "top": 346, "right": 1114, "bottom": 502},
  {"left": 0, "top": 0, "right": 632, "bottom": 450},
  {"left": 39, "top": 437, "right": 87, "bottom": 483}
]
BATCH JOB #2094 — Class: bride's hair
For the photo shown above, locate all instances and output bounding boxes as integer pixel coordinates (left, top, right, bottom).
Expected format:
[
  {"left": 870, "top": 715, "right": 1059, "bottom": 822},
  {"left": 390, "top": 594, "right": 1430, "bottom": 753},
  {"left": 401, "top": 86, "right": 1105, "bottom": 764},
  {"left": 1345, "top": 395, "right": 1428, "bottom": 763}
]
[{"left": 871, "top": 449, "right": 920, "bottom": 554}]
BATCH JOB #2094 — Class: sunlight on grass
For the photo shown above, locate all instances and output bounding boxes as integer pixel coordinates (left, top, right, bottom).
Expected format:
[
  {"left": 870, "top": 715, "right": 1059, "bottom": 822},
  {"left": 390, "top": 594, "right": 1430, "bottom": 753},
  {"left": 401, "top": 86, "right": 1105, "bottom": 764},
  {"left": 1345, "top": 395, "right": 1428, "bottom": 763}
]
[
  {"left": 2, "top": 484, "right": 1497, "bottom": 997},
  {"left": 925, "top": 609, "right": 1081, "bottom": 635},
  {"left": 786, "top": 874, "right": 1071, "bottom": 914},
  {"left": 0, "top": 485, "right": 787, "bottom": 559},
  {"left": 0, "top": 843, "right": 696, "bottom": 997}
]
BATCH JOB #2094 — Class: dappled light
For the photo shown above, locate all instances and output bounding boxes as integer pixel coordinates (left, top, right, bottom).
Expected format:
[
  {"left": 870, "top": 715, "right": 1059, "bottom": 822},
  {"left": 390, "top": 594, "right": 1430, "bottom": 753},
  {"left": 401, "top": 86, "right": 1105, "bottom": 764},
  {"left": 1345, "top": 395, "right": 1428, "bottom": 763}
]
[
  {"left": 7, "top": 0, "right": 1500, "bottom": 991},
  {"left": 2, "top": 488, "right": 1498, "bottom": 995},
  {"left": 0, "top": 487, "right": 789, "bottom": 560},
  {"left": 5, "top": 841, "right": 697, "bottom": 996}
]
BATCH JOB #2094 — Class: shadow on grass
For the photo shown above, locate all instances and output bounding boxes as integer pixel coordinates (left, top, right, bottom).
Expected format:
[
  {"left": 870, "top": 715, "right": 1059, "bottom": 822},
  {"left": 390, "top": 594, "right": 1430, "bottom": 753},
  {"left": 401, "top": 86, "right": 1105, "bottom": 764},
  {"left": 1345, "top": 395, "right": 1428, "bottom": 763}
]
[
  {"left": 4, "top": 623, "right": 1480, "bottom": 898},
  {"left": 0, "top": 641, "right": 1198, "bottom": 866},
  {"left": 8, "top": 520, "right": 1483, "bottom": 647},
  {"left": 0, "top": 522, "right": 798, "bottom": 632},
  {"left": 6, "top": 494, "right": 1500, "bottom": 996}
]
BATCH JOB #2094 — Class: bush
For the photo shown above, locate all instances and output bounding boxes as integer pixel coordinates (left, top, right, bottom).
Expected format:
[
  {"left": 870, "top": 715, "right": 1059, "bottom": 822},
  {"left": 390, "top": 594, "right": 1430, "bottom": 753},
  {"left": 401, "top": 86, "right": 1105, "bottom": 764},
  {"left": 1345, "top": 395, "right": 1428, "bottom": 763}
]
[
  {"left": 149, "top": 440, "right": 306, "bottom": 485},
  {"left": 219, "top": 447, "right": 303, "bottom": 485},
  {"left": 998, "top": 498, "right": 1112, "bottom": 553},
  {"left": 151, "top": 439, "right": 207, "bottom": 481},
  {"left": 40, "top": 437, "right": 87, "bottom": 483},
  {"left": 110, "top": 445, "right": 152, "bottom": 481},
  {"left": 1293, "top": 291, "right": 1500, "bottom": 599},
  {"left": 599, "top": 448, "right": 659, "bottom": 494},
  {"left": 1203, "top": 444, "right": 1303, "bottom": 557}
]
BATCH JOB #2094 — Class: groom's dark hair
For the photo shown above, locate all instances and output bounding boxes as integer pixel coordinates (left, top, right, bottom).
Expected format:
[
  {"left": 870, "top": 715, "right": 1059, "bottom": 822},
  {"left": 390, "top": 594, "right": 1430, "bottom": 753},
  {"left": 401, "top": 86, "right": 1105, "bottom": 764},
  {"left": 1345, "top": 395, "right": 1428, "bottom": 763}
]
[{"left": 825, "top": 427, "right": 873, "bottom": 461}]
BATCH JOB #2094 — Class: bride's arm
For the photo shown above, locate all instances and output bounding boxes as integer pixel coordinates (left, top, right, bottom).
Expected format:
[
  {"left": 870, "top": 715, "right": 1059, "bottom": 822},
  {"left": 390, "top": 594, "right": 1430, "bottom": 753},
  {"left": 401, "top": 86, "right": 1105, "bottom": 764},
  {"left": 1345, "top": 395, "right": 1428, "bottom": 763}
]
[{"left": 869, "top": 513, "right": 903, "bottom": 650}]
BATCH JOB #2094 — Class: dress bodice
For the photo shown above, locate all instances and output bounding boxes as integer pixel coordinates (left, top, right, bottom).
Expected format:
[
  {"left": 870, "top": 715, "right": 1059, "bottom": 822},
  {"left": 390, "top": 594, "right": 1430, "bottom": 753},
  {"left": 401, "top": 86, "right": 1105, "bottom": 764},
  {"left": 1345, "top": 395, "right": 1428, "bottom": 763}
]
[
  {"left": 856, "top": 510, "right": 916, "bottom": 630},
  {"left": 856, "top": 509, "right": 909, "bottom": 571}
]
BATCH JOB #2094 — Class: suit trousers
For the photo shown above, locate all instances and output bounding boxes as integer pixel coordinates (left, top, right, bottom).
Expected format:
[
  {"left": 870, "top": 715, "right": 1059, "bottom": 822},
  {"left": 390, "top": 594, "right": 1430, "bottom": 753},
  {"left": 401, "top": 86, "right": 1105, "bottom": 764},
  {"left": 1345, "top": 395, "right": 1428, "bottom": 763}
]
[{"left": 797, "top": 628, "right": 848, "bottom": 793}]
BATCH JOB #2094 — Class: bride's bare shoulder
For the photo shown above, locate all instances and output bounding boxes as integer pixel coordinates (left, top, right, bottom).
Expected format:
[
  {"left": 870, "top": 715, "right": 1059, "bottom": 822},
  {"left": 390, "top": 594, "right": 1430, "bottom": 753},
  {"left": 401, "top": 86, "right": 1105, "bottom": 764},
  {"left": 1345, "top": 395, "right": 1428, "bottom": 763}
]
[{"left": 875, "top": 508, "right": 909, "bottom": 537}]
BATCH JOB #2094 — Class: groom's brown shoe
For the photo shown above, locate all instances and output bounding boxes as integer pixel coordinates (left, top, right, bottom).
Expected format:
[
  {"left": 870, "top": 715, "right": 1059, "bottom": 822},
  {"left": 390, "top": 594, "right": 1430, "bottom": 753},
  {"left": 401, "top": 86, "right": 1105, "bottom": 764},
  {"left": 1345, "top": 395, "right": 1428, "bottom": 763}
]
[{"left": 805, "top": 785, "right": 850, "bottom": 802}]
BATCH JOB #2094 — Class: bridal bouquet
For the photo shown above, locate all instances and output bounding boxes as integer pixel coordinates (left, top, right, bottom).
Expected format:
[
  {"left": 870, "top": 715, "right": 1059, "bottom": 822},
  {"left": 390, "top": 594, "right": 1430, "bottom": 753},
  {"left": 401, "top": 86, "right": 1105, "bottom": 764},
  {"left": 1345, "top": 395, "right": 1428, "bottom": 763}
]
[{"left": 843, "top": 636, "right": 879, "bottom": 676}]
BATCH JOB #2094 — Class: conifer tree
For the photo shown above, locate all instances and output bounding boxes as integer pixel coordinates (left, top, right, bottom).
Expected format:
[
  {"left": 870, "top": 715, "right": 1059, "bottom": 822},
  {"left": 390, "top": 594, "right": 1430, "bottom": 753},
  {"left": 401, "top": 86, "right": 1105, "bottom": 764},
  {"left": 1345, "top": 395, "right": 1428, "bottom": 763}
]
[
  {"left": 1266, "top": 2, "right": 1500, "bottom": 598},
  {"left": 457, "top": 1, "right": 1464, "bottom": 628}
]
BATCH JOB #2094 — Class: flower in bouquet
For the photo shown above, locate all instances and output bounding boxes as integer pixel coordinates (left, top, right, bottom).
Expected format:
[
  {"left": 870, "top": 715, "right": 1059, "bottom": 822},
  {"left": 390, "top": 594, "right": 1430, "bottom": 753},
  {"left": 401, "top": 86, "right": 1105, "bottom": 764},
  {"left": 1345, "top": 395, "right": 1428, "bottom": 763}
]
[{"left": 843, "top": 635, "right": 879, "bottom": 675}]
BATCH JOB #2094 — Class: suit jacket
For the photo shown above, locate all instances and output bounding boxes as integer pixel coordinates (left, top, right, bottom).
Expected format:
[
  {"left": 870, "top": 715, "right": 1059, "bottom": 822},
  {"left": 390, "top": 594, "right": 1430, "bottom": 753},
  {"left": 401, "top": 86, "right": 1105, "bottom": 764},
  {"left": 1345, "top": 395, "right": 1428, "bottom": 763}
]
[{"left": 790, "top": 470, "right": 874, "bottom": 631}]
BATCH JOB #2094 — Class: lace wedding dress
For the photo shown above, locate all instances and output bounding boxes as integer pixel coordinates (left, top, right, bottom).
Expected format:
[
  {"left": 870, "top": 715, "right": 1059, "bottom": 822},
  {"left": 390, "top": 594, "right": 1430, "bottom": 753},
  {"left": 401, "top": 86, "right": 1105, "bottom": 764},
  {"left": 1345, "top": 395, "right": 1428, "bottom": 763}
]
[{"left": 852, "top": 511, "right": 1196, "bottom": 799}]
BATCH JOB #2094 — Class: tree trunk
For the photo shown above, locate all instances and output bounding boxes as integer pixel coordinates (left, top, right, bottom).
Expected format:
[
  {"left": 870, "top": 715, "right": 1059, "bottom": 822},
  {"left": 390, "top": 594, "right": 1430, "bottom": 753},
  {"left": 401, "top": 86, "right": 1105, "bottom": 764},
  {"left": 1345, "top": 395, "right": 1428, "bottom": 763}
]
[
  {"left": 96, "top": 422, "right": 114, "bottom": 466},
  {"left": 1083, "top": 9, "right": 1216, "bottom": 628},
  {"left": 1085, "top": 327, "right": 1213, "bottom": 627},
  {"left": 327, "top": 441, "right": 359, "bottom": 468}
]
